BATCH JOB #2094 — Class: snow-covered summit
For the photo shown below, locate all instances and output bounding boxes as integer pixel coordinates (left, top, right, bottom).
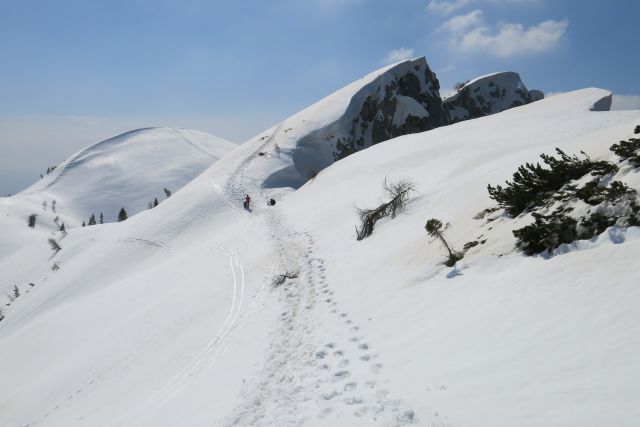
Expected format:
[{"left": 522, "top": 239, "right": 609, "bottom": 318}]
[
  {"left": 0, "top": 127, "right": 235, "bottom": 301},
  {"left": 443, "top": 71, "right": 544, "bottom": 123},
  {"left": 240, "top": 64, "right": 549, "bottom": 192},
  {"left": 241, "top": 57, "right": 448, "bottom": 189},
  {"left": 17, "top": 127, "right": 236, "bottom": 224}
]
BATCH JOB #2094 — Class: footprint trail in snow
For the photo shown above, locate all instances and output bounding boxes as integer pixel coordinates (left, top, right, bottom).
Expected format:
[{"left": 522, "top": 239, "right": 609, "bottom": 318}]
[{"left": 219, "top": 129, "right": 418, "bottom": 426}]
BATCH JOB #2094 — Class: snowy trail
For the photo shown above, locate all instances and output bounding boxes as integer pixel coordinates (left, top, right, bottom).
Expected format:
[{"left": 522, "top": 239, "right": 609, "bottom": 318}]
[{"left": 218, "top": 129, "right": 419, "bottom": 426}]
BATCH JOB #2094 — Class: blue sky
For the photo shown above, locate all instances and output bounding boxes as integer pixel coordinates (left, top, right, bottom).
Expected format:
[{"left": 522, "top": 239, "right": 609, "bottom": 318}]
[{"left": 1, "top": 0, "right": 639, "bottom": 194}]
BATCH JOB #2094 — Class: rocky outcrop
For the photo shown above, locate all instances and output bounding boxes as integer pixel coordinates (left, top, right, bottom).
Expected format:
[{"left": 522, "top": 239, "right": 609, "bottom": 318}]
[
  {"left": 254, "top": 60, "right": 546, "bottom": 190},
  {"left": 284, "top": 58, "right": 448, "bottom": 163},
  {"left": 443, "top": 72, "right": 544, "bottom": 123},
  {"left": 590, "top": 93, "right": 613, "bottom": 111},
  {"left": 328, "top": 58, "right": 448, "bottom": 160},
  {"left": 257, "top": 57, "right": 450, "bottom": 188}
]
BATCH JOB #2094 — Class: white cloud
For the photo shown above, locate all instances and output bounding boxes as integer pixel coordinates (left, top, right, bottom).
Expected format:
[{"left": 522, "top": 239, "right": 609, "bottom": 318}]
[
  {"left": 458, "top": 18, "right": 568, "bottom": 57},
  {"left": 384, "top": 47, "right": 415, "bottom": 64},
  {"left": 427, "top": 0, "right": 536, "bottom": 15},
  {"left": 439, "top": 9, "right": 568, "bottom": 58},
  {"left": 438, "top": 9, "right": 484, "bottom": 33},
  {"left": 427, "top": 0, "right": 475, "bottom": 15},
  {"left": 611, "top": 94, "right": 640, "bottom": 111}
]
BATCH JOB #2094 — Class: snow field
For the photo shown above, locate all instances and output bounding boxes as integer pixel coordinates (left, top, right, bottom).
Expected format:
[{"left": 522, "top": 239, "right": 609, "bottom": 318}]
[{"left": 1, "top": 63, "right": 639, "bottom": 427}]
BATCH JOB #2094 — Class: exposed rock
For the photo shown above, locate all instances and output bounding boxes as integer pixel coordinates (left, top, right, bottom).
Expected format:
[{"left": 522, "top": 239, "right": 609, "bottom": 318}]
[
  {"left": 529, "top": 90, "right": 545, "bottom": 102},
  {"left": 259, "top": 57, "right": 450, "bottom": 189},
  {"left": 443, "top": 72, "right": 544, "bottom": 123},
  {"left": 590, "top": 93, "right": 613, "bottom": 111},
  {"left": 329, "top": 58, "right": 448, "bottom": 160}
]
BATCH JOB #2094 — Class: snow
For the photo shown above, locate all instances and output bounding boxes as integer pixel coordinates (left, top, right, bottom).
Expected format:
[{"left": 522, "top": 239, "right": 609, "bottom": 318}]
[
  {"left": 282, "top": 88, "right": 640, "bottom": 426},
  {"left": 450, "top": 70, "right": 513, "bottom": 89},
  {"left": 1, "top": 65, "right": 640, "bottom": 427},
  {"left": 19, "top": 127, "right": 236, "bottom": 224},
  {"left": 0, "top": 127, "right": 235, "bottom": 305},
  {"left": 392, "top": 96, "right": 429, "bottom": 127}
]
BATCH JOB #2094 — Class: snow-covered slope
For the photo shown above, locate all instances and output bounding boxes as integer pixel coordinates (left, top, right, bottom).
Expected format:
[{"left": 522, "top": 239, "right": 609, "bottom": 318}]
[
  {"left": 281, "top": 89, "right": 640, "bottom": 426},
  {"left": 443, "top": 71, "right": 544, "bottom": 123},
  {"left": 1, "top": 84, "right": 639, "bottom": 427},
  {"left": 0, "top": 127, "right": 235, "bottom": 305},
  {"left": 18, "top": 127, "right": 236, "bottom": 225}
]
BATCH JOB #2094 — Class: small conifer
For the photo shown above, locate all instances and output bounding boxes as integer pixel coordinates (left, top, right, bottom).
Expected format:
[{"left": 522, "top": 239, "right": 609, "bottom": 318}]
[
  {"left": 48, "top": 238, "right": 62, "bottom": 253},
  {"left": 425, "top": 218, "right": 462, "bottom": 267},
  {"left": 118, "top": 207, "right": 128, "bottom": 222}
]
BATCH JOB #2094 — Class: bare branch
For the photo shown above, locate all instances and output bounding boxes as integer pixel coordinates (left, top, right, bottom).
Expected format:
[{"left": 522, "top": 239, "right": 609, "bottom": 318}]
[
  {"left": 356, "top": 178, "right": 415, "bottom": 240},
  {"left": 271, "top": 270, "right": 300, "bottom": 288}
]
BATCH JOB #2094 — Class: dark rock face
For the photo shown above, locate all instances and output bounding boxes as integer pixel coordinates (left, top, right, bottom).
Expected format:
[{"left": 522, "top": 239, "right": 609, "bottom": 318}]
[
  {"left": 590, "top": 93, "right": 612, "bottom": 111},
  {"left": 442, "top": 72, "right": 544, "bottom": 123},
  {"left": 332, "top": 58, "right": 448, "bottom": 160},
  {"left": 331, "top": 69, "right": 545, "bottom": 160},
  {"left": 529, "top": 90, "right": 544, "bottom": 102}
]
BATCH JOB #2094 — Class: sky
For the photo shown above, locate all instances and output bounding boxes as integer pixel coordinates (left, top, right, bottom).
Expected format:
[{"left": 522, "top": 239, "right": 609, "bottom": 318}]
[{"left": 1, "top": 0, "right": 639, "bottom": 195}]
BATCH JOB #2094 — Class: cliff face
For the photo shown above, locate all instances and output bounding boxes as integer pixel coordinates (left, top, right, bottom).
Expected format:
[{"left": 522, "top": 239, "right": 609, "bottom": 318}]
[
  {"left": 443, "top": 72, "right": 545, "bottom": 123},
  {"left": 330, "top": 58, "right": 449, "bottom": 160}
]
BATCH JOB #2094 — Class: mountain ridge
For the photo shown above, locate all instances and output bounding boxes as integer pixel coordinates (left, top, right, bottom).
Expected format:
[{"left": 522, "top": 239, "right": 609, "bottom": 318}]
[{"left": 0, "top": 60, "right": 637, "bottom": 427}]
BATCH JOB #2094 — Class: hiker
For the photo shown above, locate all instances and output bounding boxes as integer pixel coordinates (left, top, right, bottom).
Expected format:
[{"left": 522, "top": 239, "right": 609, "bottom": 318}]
[
  {"left": 268, "top": 198, "right": 276, "bottom": 206},
  {"left": 243, "top": 194, "right": 251, "bottom": 210}
]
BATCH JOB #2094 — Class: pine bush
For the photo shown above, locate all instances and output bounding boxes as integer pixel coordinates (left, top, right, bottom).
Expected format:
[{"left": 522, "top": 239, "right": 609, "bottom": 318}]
[
  {"left": 118, "top": 207, "right": 128, "bottom": 222},
  {"left": 512, "top": 210, "right": 578, "bottom": 255},
  {"left": 425, "top": 218, "right": 463, "bottom": 266},
  {"left": 488, "top": 148, "right": 617, "bottom": 217},
  {"left": 28, "top": 214, "right": 37, "bottom": 228}
]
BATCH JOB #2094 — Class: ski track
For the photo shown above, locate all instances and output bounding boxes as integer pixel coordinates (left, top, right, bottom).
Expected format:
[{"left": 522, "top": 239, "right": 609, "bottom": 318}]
[
  {"left": 219, "top": 128, "right": 419, "bottom": 426},
  {"left": 170, "top": 127, "right": 217, "bottom": 159},
  {"left": 117, "top": 237, "right": 178, "bottom": 254}
]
